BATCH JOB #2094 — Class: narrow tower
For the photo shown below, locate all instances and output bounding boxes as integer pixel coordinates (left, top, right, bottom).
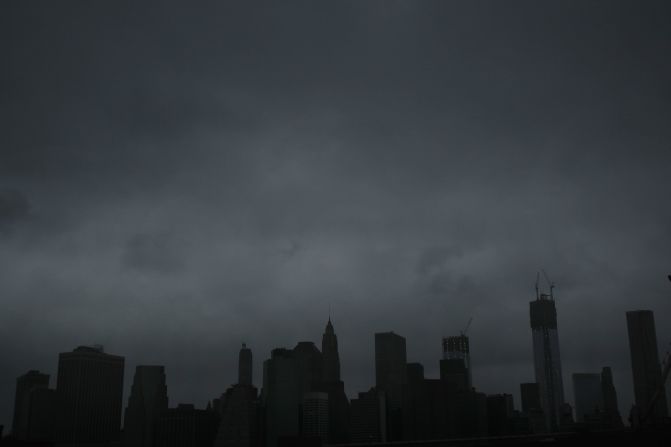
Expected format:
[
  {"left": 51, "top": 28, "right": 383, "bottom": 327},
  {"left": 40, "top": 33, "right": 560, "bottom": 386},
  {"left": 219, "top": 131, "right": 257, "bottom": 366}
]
[
  {"left": 530, "top": 273, "right": 565, "bottom": 431},
  {"left": 238, "top": 343, "right": 253, "bottom": 386}
]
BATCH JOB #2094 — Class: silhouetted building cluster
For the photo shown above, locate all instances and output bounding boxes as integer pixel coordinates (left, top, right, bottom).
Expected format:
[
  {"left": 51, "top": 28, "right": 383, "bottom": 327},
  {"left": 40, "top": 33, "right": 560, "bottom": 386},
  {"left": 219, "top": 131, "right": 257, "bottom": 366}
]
[{"left": 4, "top": 294, "right": 670, "bottom": 446}]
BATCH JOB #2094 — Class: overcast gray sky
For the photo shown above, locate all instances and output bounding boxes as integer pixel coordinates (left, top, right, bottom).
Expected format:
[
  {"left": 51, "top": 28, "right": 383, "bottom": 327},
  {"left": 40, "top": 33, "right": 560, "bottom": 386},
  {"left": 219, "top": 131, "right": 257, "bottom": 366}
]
[{"left": 1, "top": 0, "right": 670, "bottom": 430}]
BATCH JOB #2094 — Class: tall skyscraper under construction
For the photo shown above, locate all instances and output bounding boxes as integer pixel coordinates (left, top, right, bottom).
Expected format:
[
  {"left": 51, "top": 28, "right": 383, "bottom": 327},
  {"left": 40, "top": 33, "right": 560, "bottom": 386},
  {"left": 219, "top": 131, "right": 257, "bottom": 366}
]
[
  {"left": 442, "top": 334, "right": 472, "bottom": 389},
  {"left": 529, "top": 276, "right": 565, "bottom": 431}
]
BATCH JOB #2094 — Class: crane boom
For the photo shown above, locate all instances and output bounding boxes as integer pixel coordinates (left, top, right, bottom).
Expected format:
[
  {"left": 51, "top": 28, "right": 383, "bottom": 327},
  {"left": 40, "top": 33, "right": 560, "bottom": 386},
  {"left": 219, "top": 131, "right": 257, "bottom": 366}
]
[{"left": 462, "top": 317, "right": 473, "bottom": 336}]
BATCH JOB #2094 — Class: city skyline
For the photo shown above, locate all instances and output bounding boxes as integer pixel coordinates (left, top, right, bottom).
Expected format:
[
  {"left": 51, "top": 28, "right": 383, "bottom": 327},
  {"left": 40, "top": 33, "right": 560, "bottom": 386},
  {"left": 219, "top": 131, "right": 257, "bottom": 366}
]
[
  {"left": 3, "top": 298, "right": 668, "bottom": 434},
  {"left": 2, "top": 0, "right": 671, "bottom": 440}
]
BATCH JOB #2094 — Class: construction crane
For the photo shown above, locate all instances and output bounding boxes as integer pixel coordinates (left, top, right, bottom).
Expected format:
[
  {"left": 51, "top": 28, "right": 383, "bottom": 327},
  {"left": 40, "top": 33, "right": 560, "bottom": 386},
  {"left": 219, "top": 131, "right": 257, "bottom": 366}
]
[{"left": 460, "top": 316, "right": 473, "bottom": 337}]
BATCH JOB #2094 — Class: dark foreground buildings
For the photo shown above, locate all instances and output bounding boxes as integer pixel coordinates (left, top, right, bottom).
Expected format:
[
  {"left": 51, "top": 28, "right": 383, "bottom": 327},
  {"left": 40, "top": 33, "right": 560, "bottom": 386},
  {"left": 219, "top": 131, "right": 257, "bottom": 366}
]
[{"left": 11, "top": 370, "right": 53, "bottom": 442}]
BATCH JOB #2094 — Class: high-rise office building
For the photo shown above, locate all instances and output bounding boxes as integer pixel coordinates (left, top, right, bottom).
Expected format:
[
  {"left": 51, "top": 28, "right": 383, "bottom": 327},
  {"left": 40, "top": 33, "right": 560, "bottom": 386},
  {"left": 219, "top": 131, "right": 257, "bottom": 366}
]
[
  {"left": 572, "top": 373, "right": 602, "bottom": 423},
  {"left": 293, "top": 341, "right": 324, "bottom": 394},
  {"left": 530, "top": 292, "right": 565, "bottom": 430},
  {"left": 11, "top": 370, "right": 50, "bottom": 440},
  {"left": 124, "top": 365, "right": 169, "bottom": 447},
  {"left": 262, "top": 348, "right": 301, "bottom": 447},
  {"left": 375, "top": 332, "right": 407, "bottom": 393},
  {"left": 375, "top": 332, "right": 407, "bottom": 441},
  {"left": 626, "top": 310, "right": 668, "bottom": 423},
  {"left": 322, "top": 319, "right": 340, "bottom": 383},
  {"left": 56, "top": 345, "right": 125, "bottom": 444},
  {"left": 239, "top": 344, "right": 253, "bottom": 386}
]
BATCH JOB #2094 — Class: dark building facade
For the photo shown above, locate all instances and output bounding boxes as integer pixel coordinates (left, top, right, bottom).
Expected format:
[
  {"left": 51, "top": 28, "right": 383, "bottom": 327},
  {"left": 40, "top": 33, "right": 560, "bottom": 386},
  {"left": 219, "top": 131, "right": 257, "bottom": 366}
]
[
  {"left": 262, "top": 348, "right": 301, "bottom": 447},
  {"left": 11, "top": 370, "right": 50, "bottom": 440},
  {"left": 530, "top": 294, "right": 565, "bottom": 431},
  {"left": 214, "top": 384, "right": 259, "bottom": 447},
  {"left": 487, "top": 394, "right": 514, "bottom": 436},
  {"left": 572, "top": 373, "right": 602, "bottom": 423},
  {"left": 520, "top": 382, "right": 541, "bottom": 413},
  {"left": 124, "top": 365, "right": 169, "bottom": 447},
  {"left": 375, "top": 332, "right": 407, "bottom": 393},
  {"left": 375, "top": 332, "right": 407, "bottom": 441},
  {"left": 56, "top": 345, "right": 125, "bottom": 444},
  {"left": 601, "top": 367, "right": 623, "bottom": 428},
  {"left": 155, "top": 404, "right": 218, "bottom": 447},
  {"left": 626, "top": 310, "right": 669, "bottom": 424},
  {"left": 350, "top": 388, "right": 386, "bottom": 443}
]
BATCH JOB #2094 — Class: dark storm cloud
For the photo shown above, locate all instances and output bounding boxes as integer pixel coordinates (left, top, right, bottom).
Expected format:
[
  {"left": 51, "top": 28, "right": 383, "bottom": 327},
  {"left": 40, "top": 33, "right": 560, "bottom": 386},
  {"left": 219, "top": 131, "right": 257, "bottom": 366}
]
[
  {"left": 0, "top": 189, "right": 31, "bottom": 232},
  {"left": 1, "top": 0, "right": 671, "bottom": 429},
  {"left": 122, "top": 233, "right": 185, "bottom": 274}
]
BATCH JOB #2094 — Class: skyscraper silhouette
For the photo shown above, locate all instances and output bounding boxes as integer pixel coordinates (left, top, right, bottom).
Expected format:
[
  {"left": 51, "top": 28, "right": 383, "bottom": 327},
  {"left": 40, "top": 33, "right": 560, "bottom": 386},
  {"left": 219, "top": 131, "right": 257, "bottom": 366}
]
[
  {"left": 600, "top": 367, "right": 623, "bottom": 428},
  {"left": 626, "top": 310, "right": 669, "bottom": 424},
  {"left": 56, "top": 346, "right": 125, "bottom": 444},
  {"left": 124, "top": 365, "right": 169, "bottom": 447},
  {"left": 375, "top": 332, "right": 407, "bottom": 441},
  {"left": 319, "top": 319, "right": 349, "bottom": 443},
  {"left": 262, "top": 348, "right": 300, "bottom": 447},
  {"left": 239, "top": 343, "right": 253, "bottom": 386},
  {"left": 322, "top": 319, "right": 340, "bottom": 383},
  {"left": 530, "top": 292, "right": 565, "bottom": 431}
]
